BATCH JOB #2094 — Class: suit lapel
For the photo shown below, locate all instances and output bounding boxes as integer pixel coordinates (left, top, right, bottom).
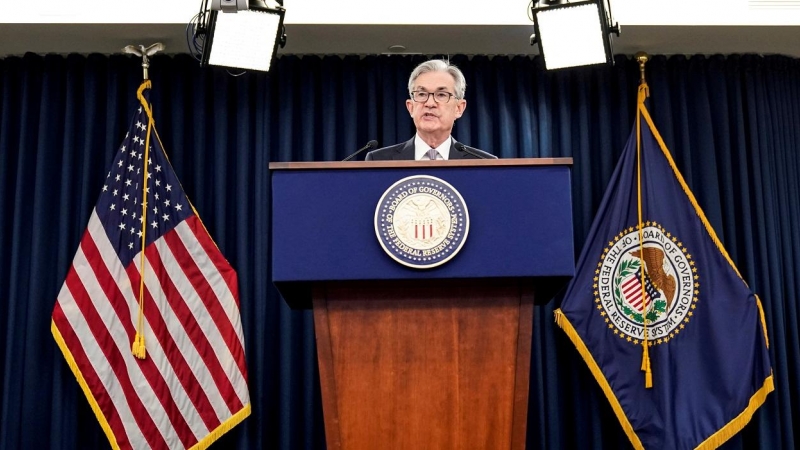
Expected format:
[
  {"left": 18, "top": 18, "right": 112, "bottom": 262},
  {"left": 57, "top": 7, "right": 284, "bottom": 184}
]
[{"left": 395, "top": 138, "right": 416, "bottom": 160}]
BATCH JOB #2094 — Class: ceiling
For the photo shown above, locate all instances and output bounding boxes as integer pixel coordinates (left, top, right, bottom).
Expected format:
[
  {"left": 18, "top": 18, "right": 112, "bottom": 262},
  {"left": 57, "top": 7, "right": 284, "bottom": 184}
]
[
  {"left": 1, "top": 23, "right": 799, "bottom": 60},
  {"left": 1, "top": 0, "right": 799, "bottom": 60}
]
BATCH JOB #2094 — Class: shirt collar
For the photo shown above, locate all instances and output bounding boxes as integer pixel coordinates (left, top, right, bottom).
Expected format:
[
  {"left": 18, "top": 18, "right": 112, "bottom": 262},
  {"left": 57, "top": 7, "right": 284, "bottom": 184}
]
[{"left": 414, "top": 135, "right": 452, "bottom": 160}]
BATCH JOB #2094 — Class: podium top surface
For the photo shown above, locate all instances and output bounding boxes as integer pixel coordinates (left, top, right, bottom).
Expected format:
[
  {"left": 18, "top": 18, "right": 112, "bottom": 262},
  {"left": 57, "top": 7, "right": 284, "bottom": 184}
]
[{"left": 269, "top": 157, "right": 573, "bottom": 170}]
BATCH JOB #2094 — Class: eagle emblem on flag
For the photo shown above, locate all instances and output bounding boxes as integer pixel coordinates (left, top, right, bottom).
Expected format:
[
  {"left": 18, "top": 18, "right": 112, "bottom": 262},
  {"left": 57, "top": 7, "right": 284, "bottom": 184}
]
[{"left": 595, "top": 223, "right": 698, "bottom": 345}]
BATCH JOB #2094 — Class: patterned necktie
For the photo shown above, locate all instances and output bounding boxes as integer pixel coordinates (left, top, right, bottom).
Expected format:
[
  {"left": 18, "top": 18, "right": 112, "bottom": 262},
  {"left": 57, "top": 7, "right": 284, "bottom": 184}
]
[{"left": 427, "top": 148, "right": 439, "bottom": 160}]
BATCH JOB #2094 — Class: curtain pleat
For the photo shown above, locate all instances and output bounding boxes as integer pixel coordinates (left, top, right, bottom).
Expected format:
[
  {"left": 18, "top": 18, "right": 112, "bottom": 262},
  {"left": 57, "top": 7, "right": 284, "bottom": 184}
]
[{"left": 1, "top": 52, "right": 798, "bottom": 449}]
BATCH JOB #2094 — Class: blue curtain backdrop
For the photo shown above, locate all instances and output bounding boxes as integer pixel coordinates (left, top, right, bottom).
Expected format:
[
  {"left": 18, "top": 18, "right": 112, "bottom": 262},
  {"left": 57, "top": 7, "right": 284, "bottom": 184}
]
[{"left": 1, "top": 52, "right": 798, "bottom": 449}]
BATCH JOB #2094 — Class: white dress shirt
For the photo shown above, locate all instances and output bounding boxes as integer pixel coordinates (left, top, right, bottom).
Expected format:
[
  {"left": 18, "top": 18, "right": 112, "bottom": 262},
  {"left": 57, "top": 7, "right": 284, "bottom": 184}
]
[{"left": 413, "top": 135, "right": 452, "bottom": 160}]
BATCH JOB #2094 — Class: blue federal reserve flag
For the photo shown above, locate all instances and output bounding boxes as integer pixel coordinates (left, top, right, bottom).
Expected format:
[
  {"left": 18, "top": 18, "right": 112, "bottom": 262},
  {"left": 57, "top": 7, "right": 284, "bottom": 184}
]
[{"left": 555, "top": 86, "right": 773, "bottom": 449}]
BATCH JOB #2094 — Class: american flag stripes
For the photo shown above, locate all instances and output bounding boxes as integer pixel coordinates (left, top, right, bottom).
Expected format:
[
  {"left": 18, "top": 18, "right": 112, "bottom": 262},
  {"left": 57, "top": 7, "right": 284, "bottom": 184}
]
[
  {"left": 621, "top": 268, "right": 657, "bottom": 311},
  {"left": 51, "top": 81, "right": 250, "bottom": 450}
]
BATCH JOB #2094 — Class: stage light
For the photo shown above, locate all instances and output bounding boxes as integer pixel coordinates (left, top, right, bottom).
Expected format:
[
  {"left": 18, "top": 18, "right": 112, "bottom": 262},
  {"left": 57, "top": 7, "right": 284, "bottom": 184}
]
[
  {"left": 200, "top": 0, "right": 287, "bottom": 72},
  {"left": 530, "top": 0, "right": 620, "bottom": 70}
]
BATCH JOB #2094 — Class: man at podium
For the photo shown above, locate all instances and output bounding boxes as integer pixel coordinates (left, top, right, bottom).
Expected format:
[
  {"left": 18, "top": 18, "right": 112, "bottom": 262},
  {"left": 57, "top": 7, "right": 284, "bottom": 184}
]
[{"left": 365, "top": 59, "right": 496, "bottom": 161}]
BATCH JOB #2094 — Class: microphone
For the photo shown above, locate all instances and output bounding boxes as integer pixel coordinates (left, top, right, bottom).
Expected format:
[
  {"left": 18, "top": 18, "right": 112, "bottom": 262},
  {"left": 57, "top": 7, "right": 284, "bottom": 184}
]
[
  {"left": 342, "top": 140, "right": 379, "bottom": 161},
  {"left": 455, "top": 142, "right": 491, "bottom": 159}
]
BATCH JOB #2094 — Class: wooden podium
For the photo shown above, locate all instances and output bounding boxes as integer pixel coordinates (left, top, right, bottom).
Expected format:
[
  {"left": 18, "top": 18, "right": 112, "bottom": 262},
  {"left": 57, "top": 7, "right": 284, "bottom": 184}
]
[{"left": 270, "top": 159, "right": 574, "bottom": 449}]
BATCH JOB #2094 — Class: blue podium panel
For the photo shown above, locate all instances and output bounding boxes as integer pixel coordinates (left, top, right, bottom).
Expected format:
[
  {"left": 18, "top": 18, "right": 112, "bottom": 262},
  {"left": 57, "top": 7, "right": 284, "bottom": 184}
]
[{"left": 270, "top": 159, "right": 574, "bottom": 307}]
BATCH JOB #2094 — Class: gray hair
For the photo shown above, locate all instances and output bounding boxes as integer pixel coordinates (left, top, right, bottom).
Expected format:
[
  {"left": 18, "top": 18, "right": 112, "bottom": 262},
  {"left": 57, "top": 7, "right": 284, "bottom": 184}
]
[{"left": 407, "top": 59, "right": 467, "bottom": 100}]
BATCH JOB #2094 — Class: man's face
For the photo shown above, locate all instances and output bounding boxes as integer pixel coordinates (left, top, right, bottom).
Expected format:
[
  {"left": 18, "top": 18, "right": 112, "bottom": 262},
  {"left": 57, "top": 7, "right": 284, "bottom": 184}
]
[{"left": 406, "top": 71, "right": 466, "bottom": 140}]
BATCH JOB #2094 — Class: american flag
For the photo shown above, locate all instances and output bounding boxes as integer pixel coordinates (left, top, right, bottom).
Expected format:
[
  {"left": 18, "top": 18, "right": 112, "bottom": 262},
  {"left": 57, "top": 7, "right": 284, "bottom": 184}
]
[
  {"left": 51, "top": 81, "right": 250, "bottom": 450},
  {"left": 621, "top": 268, "right": 659, "bottom": 312}
]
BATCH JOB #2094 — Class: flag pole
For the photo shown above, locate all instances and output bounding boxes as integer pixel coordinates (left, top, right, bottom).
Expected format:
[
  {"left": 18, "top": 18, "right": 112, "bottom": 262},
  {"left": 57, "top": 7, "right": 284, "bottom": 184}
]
[
  {"left": 634, "top": 51, "right": 653, "bottom": 388},
  {"left": 122, "top": 43, "right": 164, "bottom": 359}
]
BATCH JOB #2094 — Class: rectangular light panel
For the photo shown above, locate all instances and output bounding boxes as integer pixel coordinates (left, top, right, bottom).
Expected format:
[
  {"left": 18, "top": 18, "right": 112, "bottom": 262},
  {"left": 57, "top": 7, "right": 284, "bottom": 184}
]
[
  {"left": 208, "top": 9, "right": 282, "bottom": 72},
  {"left": 536, "top": 3, "right": 608, "bottom": 70}
]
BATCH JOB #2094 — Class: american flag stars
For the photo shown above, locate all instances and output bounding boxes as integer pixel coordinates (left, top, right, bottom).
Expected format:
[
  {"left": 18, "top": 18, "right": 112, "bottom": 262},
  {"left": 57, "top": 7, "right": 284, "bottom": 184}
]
[{"left": 95, "top": 106, "right": 192, "bottom": 267}]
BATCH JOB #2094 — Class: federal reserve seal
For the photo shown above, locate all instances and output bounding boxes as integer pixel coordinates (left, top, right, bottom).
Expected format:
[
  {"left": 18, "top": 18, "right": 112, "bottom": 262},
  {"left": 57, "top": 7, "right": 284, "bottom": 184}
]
[
  {"left": 595, "top": 223, "right": 699, "bottom": 346},
  {"left": 375, "top": 175, "right": 469, "bottom": 269}
]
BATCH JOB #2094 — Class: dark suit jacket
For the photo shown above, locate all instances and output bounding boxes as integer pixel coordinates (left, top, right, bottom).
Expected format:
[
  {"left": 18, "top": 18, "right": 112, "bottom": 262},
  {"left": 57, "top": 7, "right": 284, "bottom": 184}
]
[{"left": 364, "top": 137, "right": 496, "bottom": 160}]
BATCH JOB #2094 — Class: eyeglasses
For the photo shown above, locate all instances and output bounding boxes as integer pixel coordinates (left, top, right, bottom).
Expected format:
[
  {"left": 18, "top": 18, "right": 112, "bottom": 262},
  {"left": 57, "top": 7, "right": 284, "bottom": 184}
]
[{"left": 410, "top": 91, "right": 457, "bottom": 103}]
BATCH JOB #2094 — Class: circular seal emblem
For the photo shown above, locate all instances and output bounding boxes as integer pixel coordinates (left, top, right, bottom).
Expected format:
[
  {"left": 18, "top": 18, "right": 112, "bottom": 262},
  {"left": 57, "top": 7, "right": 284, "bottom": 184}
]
[
  {"left": 374, "top": 175, "right": 469, "bottom": 269},
  {"left": 595, "top": 223, "right": 699, "bottom": 346}
]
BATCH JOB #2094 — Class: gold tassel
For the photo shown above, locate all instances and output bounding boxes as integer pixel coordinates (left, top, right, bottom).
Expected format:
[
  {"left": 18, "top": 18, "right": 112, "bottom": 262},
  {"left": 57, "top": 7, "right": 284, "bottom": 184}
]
[
  {"left": 641, "top": 342, "right": 652, "bottom": 388},
  {"left": 131, "top": 332, "right": 146, "bottom": 359}
]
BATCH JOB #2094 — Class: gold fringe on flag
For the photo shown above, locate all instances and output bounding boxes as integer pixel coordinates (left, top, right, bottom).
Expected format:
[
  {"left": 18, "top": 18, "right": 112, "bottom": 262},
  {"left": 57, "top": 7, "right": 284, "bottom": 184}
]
[
  {"left": 554, "top": 309, "right": 645, "bottom": 450},
  {"left": 51, "top": 322, "right": 122, "bottom": 449}
]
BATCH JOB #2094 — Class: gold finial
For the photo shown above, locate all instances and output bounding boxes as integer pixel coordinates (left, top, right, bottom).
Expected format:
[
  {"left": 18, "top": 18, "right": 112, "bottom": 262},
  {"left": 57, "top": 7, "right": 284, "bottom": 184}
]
[{"left": 635, "top": 52, "right": 649, "bottom": 85}]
